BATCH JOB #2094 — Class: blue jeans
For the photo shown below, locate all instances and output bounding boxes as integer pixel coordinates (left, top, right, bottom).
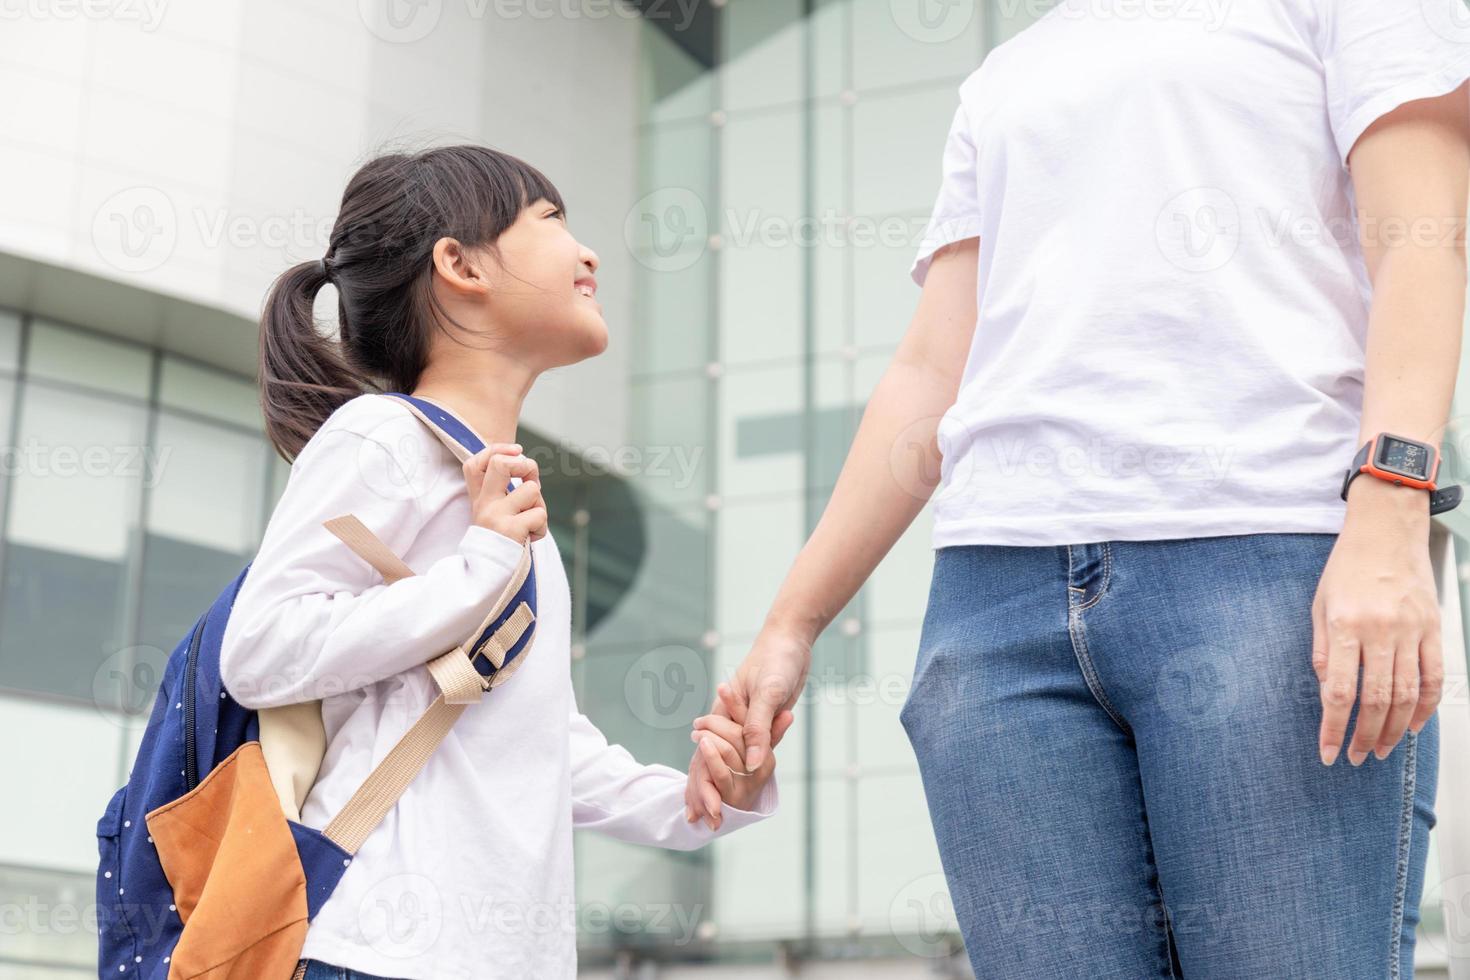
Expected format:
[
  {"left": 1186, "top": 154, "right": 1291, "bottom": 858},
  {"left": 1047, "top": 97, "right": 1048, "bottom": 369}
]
[
  {"left": 296, "top": 959, "right": 405, "bottom": 980},
  {"left": 901, "top": 533, "right": 1439, "bottom": 979}
]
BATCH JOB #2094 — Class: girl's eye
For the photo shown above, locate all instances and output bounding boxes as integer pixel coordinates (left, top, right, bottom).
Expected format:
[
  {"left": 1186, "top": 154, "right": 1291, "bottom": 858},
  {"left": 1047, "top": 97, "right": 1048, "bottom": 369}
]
[{"left": 546, "top": 208, "right": 564, "bottom": 220}]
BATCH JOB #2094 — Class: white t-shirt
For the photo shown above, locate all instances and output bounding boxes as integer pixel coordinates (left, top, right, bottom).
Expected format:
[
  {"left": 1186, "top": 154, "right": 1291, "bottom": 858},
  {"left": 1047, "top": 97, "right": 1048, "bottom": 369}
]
[
  {"left": 912, "top": 0, "right": 1470, "bottom": 547},
  {"left": 219, "top": 393, "right": 776, "bottom": 979}
]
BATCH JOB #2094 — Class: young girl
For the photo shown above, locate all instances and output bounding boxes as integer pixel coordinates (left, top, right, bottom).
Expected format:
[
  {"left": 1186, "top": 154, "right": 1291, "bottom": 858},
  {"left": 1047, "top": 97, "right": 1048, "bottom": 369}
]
[{"left": 218, "top": 145, "right": 790, "bottom": 980}]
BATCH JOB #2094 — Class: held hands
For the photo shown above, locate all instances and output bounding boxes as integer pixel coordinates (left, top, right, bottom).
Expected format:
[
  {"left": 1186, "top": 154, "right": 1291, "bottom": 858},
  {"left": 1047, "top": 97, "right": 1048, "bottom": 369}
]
[
  {"left": 683, "top": 685, "right": 794, "bottom": 828},
  {"left": 464, "top": 443, "right": 548, "bottom": 544},
  {"left": 684, "top": 625, "right": 810, "bottom": 829},
  {"left": 1313, "top": 477, "right": 1444, "bottom": 766}
]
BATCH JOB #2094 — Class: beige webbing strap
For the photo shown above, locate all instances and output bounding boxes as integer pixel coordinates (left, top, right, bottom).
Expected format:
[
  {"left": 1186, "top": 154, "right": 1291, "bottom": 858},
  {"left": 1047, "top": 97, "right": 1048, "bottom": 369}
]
[
  {"left": 323, "top": 515, "right": 415, "bottom": 584},
  {"left": 291, "top": 960, "right": 307, "bottom": 980},
  {"left": 474, "top": 601, "right": 535, "bottom": 670},
  {"left": 427, "top": 647, "right": 487, "bottom": 705},
  {"left": 321, "top": 694, "right": 468, "bottom": 853}
]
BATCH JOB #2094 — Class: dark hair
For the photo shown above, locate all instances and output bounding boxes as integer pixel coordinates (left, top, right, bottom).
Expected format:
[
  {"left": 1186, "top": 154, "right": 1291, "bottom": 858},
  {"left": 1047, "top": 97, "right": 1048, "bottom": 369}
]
[{"left": 259, "top": 143, "right": 564, "bottom": 461}]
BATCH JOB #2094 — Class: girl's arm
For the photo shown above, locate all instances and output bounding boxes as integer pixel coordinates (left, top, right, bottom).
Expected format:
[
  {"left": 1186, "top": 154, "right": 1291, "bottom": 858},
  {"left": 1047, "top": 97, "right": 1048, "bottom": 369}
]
[
  {"left": 1314, "top": 79, "right": 1470, "bottom": 766},
  {"left": 220, "top": 410, "right": 528, "bottom": 709},
  {"left": 569, "top": 679, "right": 778, "bottom": 850}
]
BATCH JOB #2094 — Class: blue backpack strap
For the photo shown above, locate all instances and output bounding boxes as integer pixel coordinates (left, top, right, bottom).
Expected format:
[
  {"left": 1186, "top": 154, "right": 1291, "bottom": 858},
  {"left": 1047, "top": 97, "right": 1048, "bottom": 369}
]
[{"left": 374, "top": 391, "right": 538, "bottom": 682}]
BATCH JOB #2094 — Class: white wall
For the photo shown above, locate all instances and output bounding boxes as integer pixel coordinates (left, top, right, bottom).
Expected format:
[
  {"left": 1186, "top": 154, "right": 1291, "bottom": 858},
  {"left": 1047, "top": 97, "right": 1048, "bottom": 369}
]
[{"left": 0, "top": 0, "right": 642, "bottom": 450}]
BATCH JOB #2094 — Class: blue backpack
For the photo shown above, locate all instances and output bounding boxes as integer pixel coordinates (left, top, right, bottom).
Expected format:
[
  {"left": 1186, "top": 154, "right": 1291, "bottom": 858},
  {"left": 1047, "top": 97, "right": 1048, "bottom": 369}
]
[{"left": 94, "top": 392, "right": 539, "bottom": 979}]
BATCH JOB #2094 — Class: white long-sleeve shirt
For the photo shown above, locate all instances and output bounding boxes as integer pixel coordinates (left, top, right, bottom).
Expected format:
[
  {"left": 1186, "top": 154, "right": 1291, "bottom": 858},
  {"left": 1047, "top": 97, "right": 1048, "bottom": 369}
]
[{"left": 219, "top": 392, "right": 777, "bottom": 979}]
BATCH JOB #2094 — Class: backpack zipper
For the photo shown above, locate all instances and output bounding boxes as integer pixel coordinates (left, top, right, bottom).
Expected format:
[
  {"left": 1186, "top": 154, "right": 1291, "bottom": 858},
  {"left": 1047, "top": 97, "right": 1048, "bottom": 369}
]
[{"left": 182, "top": 617, "right": 204, "bottom": 790}]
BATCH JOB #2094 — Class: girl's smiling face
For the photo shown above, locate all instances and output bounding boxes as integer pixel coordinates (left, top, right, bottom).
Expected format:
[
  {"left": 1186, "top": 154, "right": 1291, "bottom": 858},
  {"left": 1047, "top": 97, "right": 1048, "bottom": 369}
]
[{"left": 432, "top": 196, "right": 607, "bottom": 368}]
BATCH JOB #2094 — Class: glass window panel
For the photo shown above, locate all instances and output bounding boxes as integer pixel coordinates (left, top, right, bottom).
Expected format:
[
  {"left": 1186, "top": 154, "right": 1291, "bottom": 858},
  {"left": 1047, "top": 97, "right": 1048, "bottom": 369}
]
[
  {"left": 718, "top": 110, "right": 804, "bottom": 367},
  {"left": 811, "top": 0, "right": 850, "bottom": 99},
  {"left": 721, "top": 0, "right": 804, "bottom": 114},
  {"left": 0, "top": 384, "right": 146, "bottom": 704},
  {"left": 710, "top": 765, "right": 806, "bottom": 940},
  {"left": 0, "top": 695, "right": 126, "bottom": 871},
  {"left": 812, "top": 103, "right": 852, "bottom": 356},
  {"left": 157, "top": 356, "right": 262, "bottom": 430},
  {"left": 0, "top": 309, "right": 20, "bottom": 371},
  {"left": 850, "top": 0, "right": 983, "bottom": 93},
  {"left": 136, "top": 412, "right": 270, "bottom": 657},
  {"left": 26, "top": 320, "right": 150, "bottom": 400},
  {"left": 852, "top": 234, "right": 922, "bottom": 351},
  {"left": 854, "top": 770, "right": 949, "bottom": 934},
  {"left": 0, "top": 864, "right": 98, "bottom": 970},
  {"left": 715, "top": 495, "right": 803, "bottom": 639},
  {"left": 852, "top": 85, "right": 967, "bottom": 218},
  {"left": 632, "top": 247, "right": 714, "bottom": 376},
  {"left": 629, "top": 377, "right": 711, "bottom": 509},
  {"left": 855, "top": 624, "right": 924, "bottom": 774},
  {"left": 812, "top": 774, "right": 855, "bottom": 935},
  {"left": 717, "top": 362, "right": 803, "bottom": 499},
  {"left": 585, "top": 502, "right": 711, "bottom": 650},
  {"left": 639, "top": 17, "right": 715, "bottom": 125},
  {"left": 993, "top": 0, "right": 1063, "bottom": 45}
]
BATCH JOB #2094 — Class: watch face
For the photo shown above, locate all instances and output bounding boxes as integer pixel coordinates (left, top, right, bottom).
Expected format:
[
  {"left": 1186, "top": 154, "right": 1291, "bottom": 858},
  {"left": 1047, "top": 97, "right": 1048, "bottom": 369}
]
[{"left": 1377, "top": 435, "right": 1432, "bottom": 480}]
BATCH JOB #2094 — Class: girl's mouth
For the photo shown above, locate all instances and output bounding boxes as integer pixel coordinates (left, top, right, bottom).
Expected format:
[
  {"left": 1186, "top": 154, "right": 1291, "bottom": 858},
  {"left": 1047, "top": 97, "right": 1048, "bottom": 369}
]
[{"left": 574, "top": 277, "right": 597, "bottom": 298}]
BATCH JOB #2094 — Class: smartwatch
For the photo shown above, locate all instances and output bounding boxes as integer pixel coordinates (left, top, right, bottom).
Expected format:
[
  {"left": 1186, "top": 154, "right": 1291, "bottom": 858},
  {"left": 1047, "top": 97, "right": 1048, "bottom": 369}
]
[{"left": 1340, "top": 432, "right": 1463, "bottom": 515}]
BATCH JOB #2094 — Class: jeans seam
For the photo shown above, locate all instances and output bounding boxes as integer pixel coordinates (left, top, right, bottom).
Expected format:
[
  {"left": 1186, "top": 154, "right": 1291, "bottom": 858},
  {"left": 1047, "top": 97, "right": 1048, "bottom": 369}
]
[
  {"left": 1389, "top": 728, "right": 1417, "bottom": 980},
  {"left": 1078, "top": 542, "right": 1113, "bottom": 611},
  {"left": 1065, "top": 545, "right": 1129, "bottom": 735}
]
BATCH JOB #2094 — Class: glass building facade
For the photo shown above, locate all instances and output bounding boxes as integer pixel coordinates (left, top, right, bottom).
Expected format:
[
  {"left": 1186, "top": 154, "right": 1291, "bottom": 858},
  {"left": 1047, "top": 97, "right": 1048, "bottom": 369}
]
[{"left": 2, "top": 2, "right": 1469, "bottom": 977}]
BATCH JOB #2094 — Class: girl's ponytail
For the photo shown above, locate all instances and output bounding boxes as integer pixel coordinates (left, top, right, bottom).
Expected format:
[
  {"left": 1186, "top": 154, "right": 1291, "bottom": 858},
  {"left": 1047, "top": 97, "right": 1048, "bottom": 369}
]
[
  {"left": 259, "top": 257, "right": 371, "bottom": 462},
  {"left": 257, "top": 143, "right": 565, "bottom": 462}
]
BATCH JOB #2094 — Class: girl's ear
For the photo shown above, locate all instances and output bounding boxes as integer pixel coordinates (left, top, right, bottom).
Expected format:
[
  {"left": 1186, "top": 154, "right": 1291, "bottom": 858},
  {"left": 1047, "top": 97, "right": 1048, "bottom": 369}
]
[{"left": 431, "top": 237, "right": 491, "bottom": 297}]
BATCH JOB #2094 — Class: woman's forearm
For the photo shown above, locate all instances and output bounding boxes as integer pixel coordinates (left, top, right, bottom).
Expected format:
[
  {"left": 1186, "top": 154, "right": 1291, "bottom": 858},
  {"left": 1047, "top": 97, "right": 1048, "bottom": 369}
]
[
  {"left": 1345, "top": 86, "right": 1468, "bottom": 526},
  {"left": 1353, "top": 245, "right": 1464, "bottom": 468}
]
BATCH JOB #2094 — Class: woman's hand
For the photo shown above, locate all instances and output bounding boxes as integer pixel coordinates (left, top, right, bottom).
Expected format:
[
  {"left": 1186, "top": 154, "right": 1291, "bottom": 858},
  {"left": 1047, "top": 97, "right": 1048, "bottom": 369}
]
[
  {"left": 687, "top": 705, "right": 780, "bottom": 814},
  {"left": 684, "top": 624, "right": 809, "bottom": 827},
  {"left": 464, "top": 444, "right": 548, "bottom": 543},
  {"left": 684, "top": 684, "right": 794, "bottom": 828},
  {"left": 1313, "top": 477, "right": 1444, "bottom": 766}
]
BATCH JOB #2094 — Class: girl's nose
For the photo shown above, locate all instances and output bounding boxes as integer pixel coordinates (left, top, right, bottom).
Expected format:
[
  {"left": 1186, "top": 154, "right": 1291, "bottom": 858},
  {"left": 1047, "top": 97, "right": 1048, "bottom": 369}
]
[{"left": 580, "top": 244, "right": 599, "bottom": 273}]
